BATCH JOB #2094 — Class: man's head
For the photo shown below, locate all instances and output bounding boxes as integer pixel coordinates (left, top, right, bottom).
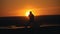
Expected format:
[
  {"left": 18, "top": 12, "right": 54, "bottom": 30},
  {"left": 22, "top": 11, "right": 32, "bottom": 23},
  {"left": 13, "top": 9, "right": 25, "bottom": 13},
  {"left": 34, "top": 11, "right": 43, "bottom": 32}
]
[{"left": 30, "top": 11, "right": 32, "bottom": 14}]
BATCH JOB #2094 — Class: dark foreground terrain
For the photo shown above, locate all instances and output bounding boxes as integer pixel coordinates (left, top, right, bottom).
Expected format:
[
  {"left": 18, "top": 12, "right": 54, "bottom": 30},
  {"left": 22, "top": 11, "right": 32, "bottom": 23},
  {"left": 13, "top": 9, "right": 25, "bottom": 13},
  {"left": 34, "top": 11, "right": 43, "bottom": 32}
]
[
  {"left": 0, "top": 15, "right": 60, "bottom": 34},
  {"left": 0, "top": 15, "right": 60, "bottom": 26},
  {"left": 0, "top": 26, "right": 60, "bottom": 34}
]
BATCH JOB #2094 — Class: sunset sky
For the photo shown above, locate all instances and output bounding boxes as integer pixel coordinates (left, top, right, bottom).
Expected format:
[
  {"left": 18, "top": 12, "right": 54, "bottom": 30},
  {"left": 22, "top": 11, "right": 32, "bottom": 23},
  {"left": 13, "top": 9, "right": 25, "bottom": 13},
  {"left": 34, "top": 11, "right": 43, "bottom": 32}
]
[{"left": 0, "top": 0, "right": 60, "bottom": 16}]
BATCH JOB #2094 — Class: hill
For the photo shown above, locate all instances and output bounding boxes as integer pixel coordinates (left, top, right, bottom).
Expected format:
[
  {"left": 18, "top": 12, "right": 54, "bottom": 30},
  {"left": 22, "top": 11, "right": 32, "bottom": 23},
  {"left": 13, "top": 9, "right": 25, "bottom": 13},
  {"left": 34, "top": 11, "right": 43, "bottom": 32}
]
[{"left": 0, "top": 15, "right": 60, "bottom": 26}]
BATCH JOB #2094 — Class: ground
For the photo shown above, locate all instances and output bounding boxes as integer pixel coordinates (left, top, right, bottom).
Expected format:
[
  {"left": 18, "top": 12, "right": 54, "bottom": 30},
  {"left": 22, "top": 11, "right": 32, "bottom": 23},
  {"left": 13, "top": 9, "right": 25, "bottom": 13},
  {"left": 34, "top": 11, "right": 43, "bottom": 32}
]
[{"left": 0, "top": 26, "right": 60, "bottom": 34}]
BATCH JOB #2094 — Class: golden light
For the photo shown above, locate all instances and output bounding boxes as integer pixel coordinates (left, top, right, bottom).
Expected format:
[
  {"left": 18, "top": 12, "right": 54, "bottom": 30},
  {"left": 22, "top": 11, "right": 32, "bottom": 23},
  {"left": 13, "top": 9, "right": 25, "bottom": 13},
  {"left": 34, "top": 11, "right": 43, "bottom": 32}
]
[
  {"left": 26, "top": 10, "right": 30, "bottom": 16},
  {"left": 18, "top": 8, "right": 39, "bottom": 16},
  {"left": 25, "top": 10, "right": 34, "bottom": 16}
]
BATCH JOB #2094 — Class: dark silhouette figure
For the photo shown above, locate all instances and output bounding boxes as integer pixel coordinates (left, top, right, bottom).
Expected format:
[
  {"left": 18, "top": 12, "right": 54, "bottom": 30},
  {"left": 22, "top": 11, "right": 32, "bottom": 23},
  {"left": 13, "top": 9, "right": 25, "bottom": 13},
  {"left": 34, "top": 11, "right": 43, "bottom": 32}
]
[
  {"left": 28, "top": 11, "right": 40, "bottom": 34},
  {"left": 25, "top": 11, "right": 40, "bottom": 34},
  {"left": 25, "top": 11, "right": 34, "bottom": 31},
  {"left": 29, "top": 11, "right": 34, "bottom": 23}
]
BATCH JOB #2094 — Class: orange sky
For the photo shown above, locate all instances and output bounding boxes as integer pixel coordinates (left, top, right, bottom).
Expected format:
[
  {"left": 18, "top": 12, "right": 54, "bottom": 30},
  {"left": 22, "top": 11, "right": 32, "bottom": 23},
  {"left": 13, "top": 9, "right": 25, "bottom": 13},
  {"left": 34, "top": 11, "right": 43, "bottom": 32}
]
[{"left": 0, "top": 0, "right": 60, "bottom": 17}]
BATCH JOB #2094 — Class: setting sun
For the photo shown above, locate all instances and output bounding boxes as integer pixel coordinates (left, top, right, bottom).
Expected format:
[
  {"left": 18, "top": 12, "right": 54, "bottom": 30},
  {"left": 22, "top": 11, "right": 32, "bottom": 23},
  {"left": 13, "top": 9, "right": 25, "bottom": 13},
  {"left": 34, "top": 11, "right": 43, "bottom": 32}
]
[
  {"left": 26, "top": 10, "right": 30, "bottom": 16},
  {"left": 18, "top": 8, "right": 39, "bottom": 16},
  {"left": 25, "top": 10, "right": 34, "bottom": 16}
]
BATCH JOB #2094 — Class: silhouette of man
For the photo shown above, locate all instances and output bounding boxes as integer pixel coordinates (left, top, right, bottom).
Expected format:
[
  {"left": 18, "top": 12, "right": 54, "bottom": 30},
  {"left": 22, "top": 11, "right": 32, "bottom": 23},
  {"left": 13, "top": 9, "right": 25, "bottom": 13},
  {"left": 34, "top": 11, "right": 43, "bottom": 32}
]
[
  {"left": 29, "top": 11, "right": 34, "bottom": 23},
  {"left": 25, "top": 11, "right": 34, "bottom": 31},
  {"left": 29, "top": 11, "right": 40, "bottom": 34}
]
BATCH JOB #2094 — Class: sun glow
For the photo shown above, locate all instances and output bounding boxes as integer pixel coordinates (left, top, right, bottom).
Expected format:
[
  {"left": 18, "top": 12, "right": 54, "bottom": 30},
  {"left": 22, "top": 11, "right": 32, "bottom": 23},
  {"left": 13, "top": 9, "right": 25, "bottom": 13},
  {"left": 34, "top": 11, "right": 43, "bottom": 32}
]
[
  {"left": 26, "top": 11, "right": 30, "bottom": 16},
  {"left": 25, "top": 10, "right": 34, "bottom": 16},
  {"left": 19, "top": 8, "right": 39, "bottom": 16}
]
